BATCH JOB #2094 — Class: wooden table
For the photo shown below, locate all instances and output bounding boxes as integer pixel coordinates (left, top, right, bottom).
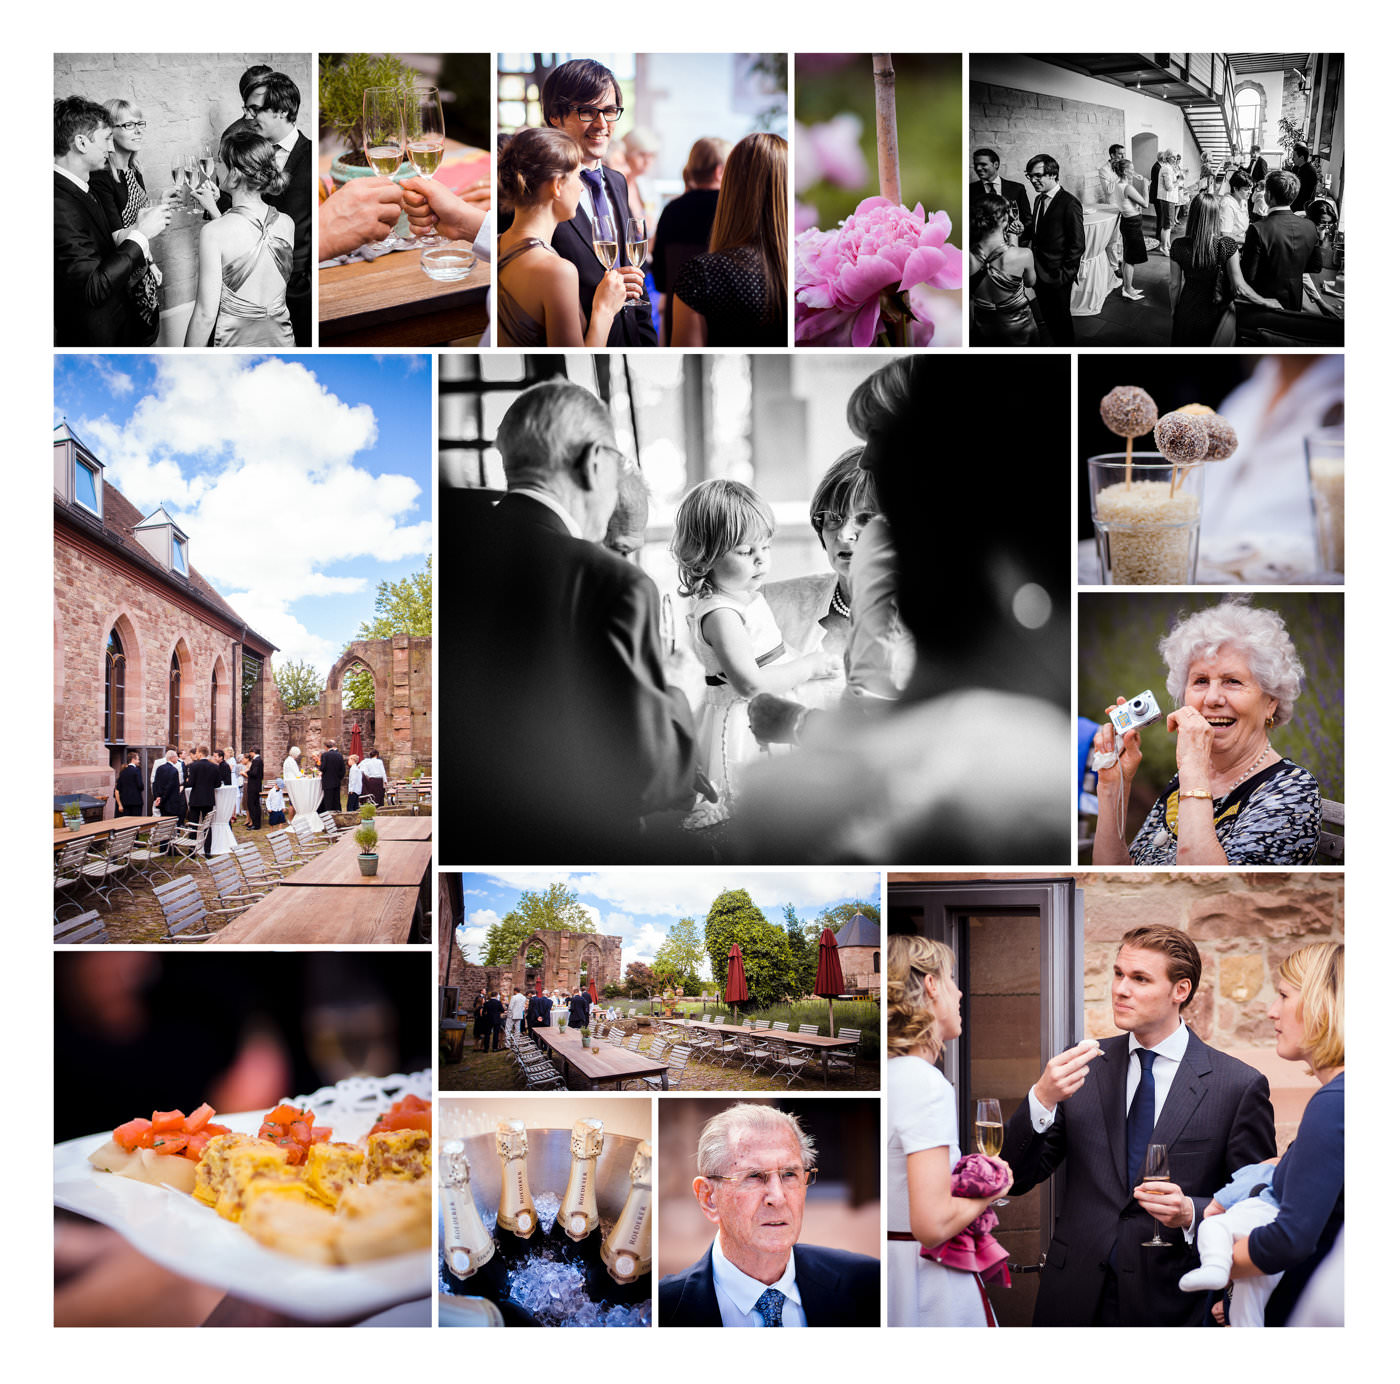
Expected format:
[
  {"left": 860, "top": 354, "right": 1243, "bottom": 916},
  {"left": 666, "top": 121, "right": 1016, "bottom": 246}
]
[
  {"left": 54, "top": 815, "right": 162, "bottom": 847},
  {"left": 319, "top": 250, "right": 488, "bottom": 346},
  {"left": 210, "top": 884, "right": 420, "bottom": 945},
  {"left": 535, "top": 1026, "right": 671, "bottom": 1090},
  {"left": 667, "top": 1020, "right": 860, "bottom": 1084},
  {"left": 282, "top": 838, "right": 432, "bottom": 888},
  {"left": 371, "top": 816, "right": 433, "bottom": 841}
]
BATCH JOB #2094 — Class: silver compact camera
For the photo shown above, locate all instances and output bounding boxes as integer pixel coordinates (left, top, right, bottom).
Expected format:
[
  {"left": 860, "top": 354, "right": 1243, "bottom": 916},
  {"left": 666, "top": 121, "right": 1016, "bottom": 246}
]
[{"left": 1109, "top": 690, "right": 1163, "bottom": 736}]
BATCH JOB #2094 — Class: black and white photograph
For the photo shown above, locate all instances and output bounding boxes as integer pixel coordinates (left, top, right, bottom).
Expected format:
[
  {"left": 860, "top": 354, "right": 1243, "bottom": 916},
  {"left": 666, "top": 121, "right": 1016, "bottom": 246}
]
[
  {"left": 437, "top": 352, "right": 1070, "bottom": 866},
  {"left": 969, "top": 54, "right": 1344, "bottom": 346},
  {"left": 54, "top": 53, "right": 314, "bottom": 347}
]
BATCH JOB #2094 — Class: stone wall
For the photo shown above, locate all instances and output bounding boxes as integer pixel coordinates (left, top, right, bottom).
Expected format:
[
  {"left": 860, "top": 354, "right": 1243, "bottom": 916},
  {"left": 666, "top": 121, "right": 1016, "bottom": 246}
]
[
  {"left": 1281, "top": 66, "right": 1310, "bottom": 136},
  {"left": 970, "top": 80, "right": 1123, "bottom": 205},
  {"left": 55, "top": 536, "right": 242, "bottom": 809},
  {"left": 53, "top": 52, "right": 312, "bottom": 330},
  {"left": 839, "top": 944, "right": 879, "bottom": 992}
]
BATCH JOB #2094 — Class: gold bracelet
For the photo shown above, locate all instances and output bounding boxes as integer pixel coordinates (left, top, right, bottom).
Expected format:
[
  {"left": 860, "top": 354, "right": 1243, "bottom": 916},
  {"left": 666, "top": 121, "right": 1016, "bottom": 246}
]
[{"left": 1179, "top": 788, "right": 1213, "bottom": 799}]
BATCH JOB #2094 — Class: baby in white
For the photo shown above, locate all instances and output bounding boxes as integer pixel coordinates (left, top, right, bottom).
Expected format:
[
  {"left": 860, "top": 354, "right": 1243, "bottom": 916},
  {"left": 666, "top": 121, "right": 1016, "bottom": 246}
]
[{"left": 1178, "top": 1158, "right": 1283, "bottom": 1327}]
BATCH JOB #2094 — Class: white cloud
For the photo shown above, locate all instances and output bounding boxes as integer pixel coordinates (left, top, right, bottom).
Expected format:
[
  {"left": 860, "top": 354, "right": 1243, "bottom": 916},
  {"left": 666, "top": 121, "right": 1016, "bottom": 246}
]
[
  {"left": 568, "top": 869, "right": 881, "bottom": 917},
  {"left": 73, "top": 356, "right": 428, "bottom": 678},
  {"left": 622, "top": 922, "right": 667, "bottom": 972},
  {"left": 458, "top": 907, "right": 500, "bottom": 961},
  {"left": 90, "top": 356, "right": 134, "bottom": 397}
]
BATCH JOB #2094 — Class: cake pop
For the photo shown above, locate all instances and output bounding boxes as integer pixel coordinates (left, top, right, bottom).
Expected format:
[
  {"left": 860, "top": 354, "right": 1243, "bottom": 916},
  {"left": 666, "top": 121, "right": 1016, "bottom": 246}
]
[
  {"left": 1176, "top": 403, "right": 1215, "bottom": 416},
  {"left": 1100, "top": 386, "right": 1158, "bottom": 438},
  {"left": 1154, "top": 411, "right": 1209, "bottom": 464},
  {"left": 1202, "top": 415, "right": 1238, "bottom": 461}
]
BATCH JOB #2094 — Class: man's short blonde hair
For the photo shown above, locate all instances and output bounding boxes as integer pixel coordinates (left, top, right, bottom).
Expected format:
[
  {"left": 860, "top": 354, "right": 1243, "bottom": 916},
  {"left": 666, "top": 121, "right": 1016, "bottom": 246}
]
[{"left": 696, "top": 1103, "right": 816, "bottom": 1178}]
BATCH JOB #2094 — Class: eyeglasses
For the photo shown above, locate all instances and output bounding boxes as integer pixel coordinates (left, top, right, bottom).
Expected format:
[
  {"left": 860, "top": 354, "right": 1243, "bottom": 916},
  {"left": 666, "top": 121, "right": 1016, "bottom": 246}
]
[
  {"left": 706, "top": 1167, "right": 817, "bottom": 1189},
  {"left": 565, "top": 104, "right": 624, "bottom": 127},
  {"left": 815, "top": 510, "right": 877, "bottom": 533},
  {"left": 115, "top": 120, "right": 147, "bottom": 132},
  {"left": 242, "top": 103, "right": 266, "bottom": 118}
]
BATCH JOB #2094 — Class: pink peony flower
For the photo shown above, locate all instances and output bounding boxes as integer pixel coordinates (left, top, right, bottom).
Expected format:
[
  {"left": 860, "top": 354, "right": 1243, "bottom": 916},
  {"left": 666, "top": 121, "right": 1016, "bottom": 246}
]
[
  {"left": 795, "top": 196, "right": 963, "bottom": 348},
  {"left": 794, "top": 115, "right": 869, "bottom": 196},
  {"left": 795, "top": 200, "right": 821, "bottom": 234}
]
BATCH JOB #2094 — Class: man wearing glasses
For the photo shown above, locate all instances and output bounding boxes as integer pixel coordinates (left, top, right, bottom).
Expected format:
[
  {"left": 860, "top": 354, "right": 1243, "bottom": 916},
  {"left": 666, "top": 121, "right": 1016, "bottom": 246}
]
[
  {"left": 660, "top": 1104, "right": 878, "bottom": 1326},
  {"left": 1023, "top": 153, "right": 1084, "bottom": 346},
  {"left": 539, "top": 58, "right": 657, "bottom": 346}
]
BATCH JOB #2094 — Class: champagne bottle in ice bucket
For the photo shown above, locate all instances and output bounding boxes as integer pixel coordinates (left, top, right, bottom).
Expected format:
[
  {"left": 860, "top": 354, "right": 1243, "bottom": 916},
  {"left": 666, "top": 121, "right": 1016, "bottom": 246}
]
[
  {"left": 600, "top": 1139, "right": 652, "bottom": 1298},
  {"left": 495, "top": 1119, "right": 539, "bottom": 1250},
  {"left": 440, "top": 1139, "right": 500, "bottom": 1282},
  {"left": 557, "top": 1119, "right": 604, "bottom": 1244}
]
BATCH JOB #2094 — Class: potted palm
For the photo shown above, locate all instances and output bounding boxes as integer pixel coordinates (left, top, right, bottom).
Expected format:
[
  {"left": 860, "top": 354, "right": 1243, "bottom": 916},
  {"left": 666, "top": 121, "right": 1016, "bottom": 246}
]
[{"left": 354, "top": 820, "right": 379, "bottom": 876}]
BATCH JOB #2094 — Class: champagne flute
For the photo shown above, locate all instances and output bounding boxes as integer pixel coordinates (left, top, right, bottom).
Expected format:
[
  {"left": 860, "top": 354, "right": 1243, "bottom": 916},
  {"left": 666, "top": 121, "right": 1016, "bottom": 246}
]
[
  {"left": 405, "top": 85, "right": 447, "bottom": 248},
  {"left": 623, "top": 215, "right": 648, "bottom": 312},
  {"left": 198, "top": 142, "right": 216, "bottom": 220},
  {"left": 362, "top": 87, "right": 409, "bottom": 249},
  {"left": 975, "top": 1098, "right": 1009, "bottom": 1205},
  {"left": 170, "top": 150, "right": 186, "bottom": 215},
  {"left": 1140, "top": 1143, "right": 1171, "bottom": 1246},
  {"left": 592, "top": 203, "right": 619, "bottom": 280}
]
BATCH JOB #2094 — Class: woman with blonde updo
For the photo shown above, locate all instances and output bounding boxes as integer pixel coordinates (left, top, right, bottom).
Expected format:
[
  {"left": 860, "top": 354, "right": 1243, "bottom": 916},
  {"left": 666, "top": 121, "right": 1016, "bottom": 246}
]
[
  {"left": 185, "top": 128, "right": 294, "bottom": 346},
  {"left": 887, "top": 934, "right": 1012, "bottom": 1326},
  {"left": 496, "top": 127, "right": 626, "bottom": 346}
]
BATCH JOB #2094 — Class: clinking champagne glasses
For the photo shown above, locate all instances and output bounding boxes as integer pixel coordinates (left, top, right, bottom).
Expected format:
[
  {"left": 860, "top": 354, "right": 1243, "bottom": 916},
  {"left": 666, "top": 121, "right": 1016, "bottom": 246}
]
[
  {"left": 362, "top": 86, "right": 409, "bottom": 249},
  {"left": 975, "top": 1098, "right": 1009, "bottom": 1206},
  {"left": 1140, "top": 1143, "right": 1171, "bottom": 1247},
  {"left": 405, "top": 85, "right": 447, "bottom": 248}
]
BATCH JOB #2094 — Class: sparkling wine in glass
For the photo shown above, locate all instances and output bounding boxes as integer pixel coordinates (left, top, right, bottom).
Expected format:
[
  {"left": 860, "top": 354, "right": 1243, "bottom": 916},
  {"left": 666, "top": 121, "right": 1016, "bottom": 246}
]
[
  {"left": 405, "top": 85, "right": 447, "bottom": 248},
  {"left": 1140, "top": 1143, "right": 1171, "bottom": 1246},
  {"left": 198, "top": 143, "right": 216, "bottom": 219},
  {"left": 622, "top": 215, "right": 648, "bottom": 313},
  {"left": 362, "top": 87, "right": 408, "bottom": 248},
  {"left": 592, "top": 203, "right": 619, "bottom": 276},
  {"left": 975, "top": 1098, "right": 1009, "bottom": 1205}
]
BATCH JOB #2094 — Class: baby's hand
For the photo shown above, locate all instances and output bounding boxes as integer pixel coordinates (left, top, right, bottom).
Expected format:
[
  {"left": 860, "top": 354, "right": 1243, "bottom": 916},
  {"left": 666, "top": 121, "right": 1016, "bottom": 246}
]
[{"left": 1202, "top": 1199, "right": 1226, "bottom": 1218}]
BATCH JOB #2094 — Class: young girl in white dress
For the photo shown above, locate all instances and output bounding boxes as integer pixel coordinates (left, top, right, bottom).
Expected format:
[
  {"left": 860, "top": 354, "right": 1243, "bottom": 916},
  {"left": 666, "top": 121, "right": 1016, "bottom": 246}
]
[
  {"left": 887, "top": 934, "right": 1013, "bottom": 1326},
  {"left": 670, "top": 478, "right": 840, "bottom": 827}
]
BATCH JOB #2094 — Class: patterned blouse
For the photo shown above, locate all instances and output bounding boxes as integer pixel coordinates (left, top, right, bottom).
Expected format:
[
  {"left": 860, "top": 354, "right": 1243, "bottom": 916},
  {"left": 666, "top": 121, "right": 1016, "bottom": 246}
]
[{"left": 1128, "top": 759, "right": 1321, "bottom": 865}]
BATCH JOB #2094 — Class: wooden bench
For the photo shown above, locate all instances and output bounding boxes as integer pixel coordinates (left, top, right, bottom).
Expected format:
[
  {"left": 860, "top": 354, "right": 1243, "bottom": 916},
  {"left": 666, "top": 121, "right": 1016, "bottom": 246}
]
[{"left": 1314, "top": 798, "right": 1344, "bottom": 863}]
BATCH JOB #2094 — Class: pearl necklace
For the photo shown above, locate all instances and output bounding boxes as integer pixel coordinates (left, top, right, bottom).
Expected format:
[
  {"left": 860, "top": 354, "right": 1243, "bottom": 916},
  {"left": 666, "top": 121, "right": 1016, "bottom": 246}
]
[
  {"left": 831, "top": 587, "right": 851, "bottom": 620},
  {"left": 1217, "top": 744, "right": 1274, "bottom": 797}
]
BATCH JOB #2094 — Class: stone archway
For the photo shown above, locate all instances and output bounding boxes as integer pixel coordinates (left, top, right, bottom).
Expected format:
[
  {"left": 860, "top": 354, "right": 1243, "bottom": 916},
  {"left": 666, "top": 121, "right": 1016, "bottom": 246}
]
[
  {"left": 578, "top": 941, "right": 604, "bottom": 992},
  {"left": 513, "top": 931, "right": 557, "bottom": 994},
  {"left": 1130, "top": 132, "right": 1158, "bottom": 184},
  {"left": 320, "top": 635, "right": 431, "bottom": 778}
]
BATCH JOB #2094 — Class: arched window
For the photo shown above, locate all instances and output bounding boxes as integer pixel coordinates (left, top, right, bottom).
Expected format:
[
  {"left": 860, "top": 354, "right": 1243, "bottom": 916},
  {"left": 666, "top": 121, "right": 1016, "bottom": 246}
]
[
  {"left": 873, "top": 950, "right": 881, "bottom": 975},
  {"left": 210, "top": 669, "right": 219, "bottom": 749},
  {"left": 169, "top": 654, "right": 182, "bottom": 747},
  {"left": 1235, "top": 86, "right": 1263, "bottom": 155},
  {"left": 105, "top": 629, "right": 126, "bottom": 743}
]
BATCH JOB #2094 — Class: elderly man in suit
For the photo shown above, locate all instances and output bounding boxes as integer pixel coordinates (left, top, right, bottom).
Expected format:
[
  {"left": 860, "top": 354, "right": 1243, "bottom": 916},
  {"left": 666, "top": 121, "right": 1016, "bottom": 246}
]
[
  {"left": 660, "top": 1103, "right": 878, "bottom": 1327},
  {"left": 241, "top": 73, "right": 312, "bottom": 344},
  {"left": 54, "top": 96, "right": 171, "bottom": 346},
  {"left": 1023, "top": 153, "right": 1084, "bottom": 346},
  {"left": 969, "top": 147, "right": 1032, "bottom": 244},
  {"left": 318, "top": 740, "right": 346, "bottom": 813},
  {"left": 1241, "top": 170, "right": 1323, "bottom": 313},
  {"left": 151, "top": 749, "right": 185, "bottom": 851},
  {"left": 440, "top": 380, "right": 695, "bottom": 864},
  {"left": 1003, "top": 925, "right": 1275, "bottom": 1326}
]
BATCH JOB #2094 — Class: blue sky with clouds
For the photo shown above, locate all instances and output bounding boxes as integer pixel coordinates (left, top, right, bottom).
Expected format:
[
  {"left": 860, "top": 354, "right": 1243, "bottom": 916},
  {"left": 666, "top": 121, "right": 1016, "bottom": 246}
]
[
  {"left": 54, "top": 353, "right": 431, "bottom": 678},
  {"left": 453, "top": 869, "right": 881, "bottom": 979}
]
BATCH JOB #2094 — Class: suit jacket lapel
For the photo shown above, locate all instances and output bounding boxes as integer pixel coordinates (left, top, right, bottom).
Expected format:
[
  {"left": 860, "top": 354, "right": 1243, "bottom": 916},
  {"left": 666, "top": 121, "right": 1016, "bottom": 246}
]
[
  {"left": 1149, "top": 1029, "right": 1211, "bottom": 1151},
  {"left": 1096, "top": 1037, "right": 1130, "bottom": 1194},
  {"left": 681, "top": 1246, "right": 723, "bottom": 1325},
  {"left": 792, "top": 1243, "right": 838, "bottom": 1317},
  {"left": 560, "top": 204, "right": 595, "bottom": 259}
]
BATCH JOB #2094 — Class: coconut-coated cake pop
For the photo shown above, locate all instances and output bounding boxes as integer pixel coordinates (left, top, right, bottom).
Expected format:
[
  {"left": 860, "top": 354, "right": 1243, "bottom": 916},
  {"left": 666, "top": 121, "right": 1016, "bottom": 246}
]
[
  {"left": 1100, "top": 385, "right": 1158, "bottom": 438},
  {"left": 1154, "top": 411, "right": 1209, "bottom": 463},
  {"left": 1202, "top": 414, "right": 1238, "bottom": 461}
]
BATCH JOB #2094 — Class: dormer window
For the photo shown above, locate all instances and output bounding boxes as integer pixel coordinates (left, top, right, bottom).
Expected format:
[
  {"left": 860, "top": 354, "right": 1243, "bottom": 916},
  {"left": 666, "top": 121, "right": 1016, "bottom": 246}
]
[
  {"left": 74, "top": 456, "right": 101, "bottom": 517},
  {"left": 133, "top": 505, "right": 190, "bottom": 576},
  {"left": 173, "top": 537, "right": 189, "bottom": 575}
]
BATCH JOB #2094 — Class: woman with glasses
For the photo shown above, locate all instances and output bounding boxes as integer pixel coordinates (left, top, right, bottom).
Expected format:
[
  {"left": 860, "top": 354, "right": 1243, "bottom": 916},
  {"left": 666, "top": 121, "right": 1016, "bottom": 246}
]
[
  {"left": 887, "top": 935, "right": 1012, "bottom": 1326},
  {"left": 89, "top": 100, "right": 163, "bottom": 346}
]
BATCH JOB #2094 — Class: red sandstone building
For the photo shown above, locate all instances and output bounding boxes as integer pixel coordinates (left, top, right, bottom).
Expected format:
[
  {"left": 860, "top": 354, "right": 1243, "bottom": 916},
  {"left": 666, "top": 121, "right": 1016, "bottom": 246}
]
[{"left": 54, "top": 423, "right": 277, "bottom": 816}]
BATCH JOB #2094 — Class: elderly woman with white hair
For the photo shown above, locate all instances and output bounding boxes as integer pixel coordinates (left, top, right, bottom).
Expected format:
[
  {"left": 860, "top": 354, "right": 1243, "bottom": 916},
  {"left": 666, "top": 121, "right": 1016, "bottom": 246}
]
[{"left": 1092, "top": 599, "right": 1321, "bottom": 865}]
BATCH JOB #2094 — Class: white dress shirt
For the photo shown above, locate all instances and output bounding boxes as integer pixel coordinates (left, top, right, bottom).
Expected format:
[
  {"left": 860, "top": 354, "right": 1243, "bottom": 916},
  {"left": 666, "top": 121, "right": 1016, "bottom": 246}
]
[
  {"left": 271, "top": 127, "right": 299, "bottom": 170},
  {"left": 510, "top": 487, "right": 583, "bottom": 538},
  {"left": 710, "top": 1237, "right": 807, "bottom": 1327}
]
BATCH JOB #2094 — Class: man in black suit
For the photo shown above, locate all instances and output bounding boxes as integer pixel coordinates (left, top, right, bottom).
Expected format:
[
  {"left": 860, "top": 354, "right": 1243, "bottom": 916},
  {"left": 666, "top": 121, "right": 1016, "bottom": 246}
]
[
  {"left": 214, "top": 749, "right": 232, "bottom": 786},
  {"left": 185, "top": 745, "right": 223, "bottom": 858},
  {"left": 1289, "top": 143, "right": 1319, "bottom": 211},
  {"left": 1024, "top": 154, "right": 1084, "bottom": 346},
  {"left": 151, "top": 749, "right": 185, "bottom": 850},
  {"left": 969, "top": 147, "right": 1031, "bottom": 243},
  {"left": 243, "top": 73, "right": 312, "bottom": 345},
  {"left": 318, "top": 740, "right": 346, "bottom": 813},
  {"left": 440, "top": 380, "right": 695, "bottom": 864},
  {"left": 1003, "top": 925, "right": 1275, "bottom": 1326},
  {"left": 540, "top": 59, "right": 656, "bottom": 345},
  {"left": 482, "top": 992, "right": 506, "bottom": 1052},
  {"left": 567, "top": 987, "right": 592, "bottom": 1029},
  {"left": 660, "top": 1103, "right": 878, "bottom": 1327},
  {"left": 1241, "top": 170, "right": 1322, "bottom": 312},
  {"left": 114, "top": 751, "right": 144, "bottom": 817},
  {"left": 526, "top": 990, "right": 553, "bottom": 1033},
  {"left": 54, "top": 96, "right": 171, "bottom": 346},
  {"left": 246, "top": 748, "right": 264, "bottom": 830},
  {"left": 1247, "top": 144, "right": 1269, "bottom": 185}
]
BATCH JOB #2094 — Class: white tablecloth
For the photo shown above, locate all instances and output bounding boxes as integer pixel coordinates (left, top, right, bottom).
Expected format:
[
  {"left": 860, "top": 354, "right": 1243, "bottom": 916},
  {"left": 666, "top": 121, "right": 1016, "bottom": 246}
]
[
  {"left": 1072, "top": 206, "right": 1120, "bottom": 316},
  {"left": 209, "top": 784, "right": 240, "bottom": 857},
  {"left": 286, "top": 775, "right": 323, "bottom": 830}
]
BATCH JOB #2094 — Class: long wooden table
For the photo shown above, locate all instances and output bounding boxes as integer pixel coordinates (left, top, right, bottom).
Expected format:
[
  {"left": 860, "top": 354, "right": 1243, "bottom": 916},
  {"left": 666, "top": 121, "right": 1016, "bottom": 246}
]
[
  {"left": 282, "top": 837, "right": 432, "bottom": 888},
  {"left": 370, "top": 817, "right": 433, "bottom": 841},
  {"left": 209, "top": 884, "right": 420, "bottom": 945},
  {"left": 54, "top": 815, "right": 163, "bottom": 847},
  {"left": 534, "top": 1026, "right": 671, "bottom": 1091},
  {"left": 666, "top": 1020, "right": 860, "bottom": 1084}
]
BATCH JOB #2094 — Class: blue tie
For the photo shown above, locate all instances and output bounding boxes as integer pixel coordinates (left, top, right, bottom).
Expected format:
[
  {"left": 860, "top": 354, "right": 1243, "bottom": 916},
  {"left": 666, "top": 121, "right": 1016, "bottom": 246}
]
[
  {"left": 755, "top": 1287, "right": 786, "bottom": 1327},
  {"left": 1125, "top": 1049, "right": 1158, "bottom": 1187},
  {"left": 579, "top": 168, "right": 611, "bottom": 228}
]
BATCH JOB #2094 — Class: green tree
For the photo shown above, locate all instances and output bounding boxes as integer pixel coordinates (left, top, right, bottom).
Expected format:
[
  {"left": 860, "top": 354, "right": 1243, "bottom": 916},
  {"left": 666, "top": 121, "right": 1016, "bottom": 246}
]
[
  {"left": 814, "top": 899, "right": 882, "bottom": 934},
  {"left": 342, "top": 560, "right": 432, "bottom": 711},
  {"left": 481, "top": 882, "right": 596, "bottom": 966},
  {"left": 652, "top": 915, "right": 706, "bottom": 988},
  {"left": 273, "top": 658, "right": 322, "bottom": 711},
  {"left": 704, "top": 889, "right": 798, "bottom": 1008},
  {"left": 783, "top": 903, "right": 819, "bottom": 996}
]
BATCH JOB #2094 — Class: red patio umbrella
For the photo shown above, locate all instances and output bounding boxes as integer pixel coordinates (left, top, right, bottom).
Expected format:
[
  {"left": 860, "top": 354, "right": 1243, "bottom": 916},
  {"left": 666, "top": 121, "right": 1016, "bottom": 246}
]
[
  {"left": 535, "top": 978, "right": 543, "bottom": 997},
  {"left": 348, "top": 721, "right": 364, "bottom": 758},
  {"left": 815, "top": 927, "right": 844, "bottom": 1036},
  {"left": 589, "top": 977, "right": 599, "bottom": 1007},
  {"left": 724, "top": 942, "right": 749, "bottom": 1019}
]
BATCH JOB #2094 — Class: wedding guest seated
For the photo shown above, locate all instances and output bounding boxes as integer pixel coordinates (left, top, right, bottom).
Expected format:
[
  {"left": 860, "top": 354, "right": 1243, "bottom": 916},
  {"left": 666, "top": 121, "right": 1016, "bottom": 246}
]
[
  {"left": 968, "top": 196, "right": 1037, "bottom": 345},
  {"left": 1219, "top": 169, "right": 1253, "bottom": 240},
  {"left": 1240, "top": 171, "right": 1322, "bottom": 312},
  {"left": 652, "top": 137, "right": 730, "bottom": 342},
  {"left": 89, "top": 99, "right": 161, "bottom": 346},
  {"left": 495, "top": 127, "right": 627, "bottom": 346},
  {"left": 1169, "top": 192, "right": 1279, "bottom": 346},
  {"left": 1091, "top": 598, "right": 1322, "bottom": 866},
  {"left": 671, "top": 132, "right": 788, "bottom": 347},
  {"left": 186, "top": 130, "right": 295, "bottom": 347}
]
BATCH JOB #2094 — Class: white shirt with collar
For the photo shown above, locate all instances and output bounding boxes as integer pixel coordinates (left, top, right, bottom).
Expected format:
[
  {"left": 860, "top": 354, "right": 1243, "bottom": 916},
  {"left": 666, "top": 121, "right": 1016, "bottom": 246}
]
[
  {"left": 1026, "top": 1019, "right": 1197, "bottom": 1238},
  {"left": 271, "top": 127, "right": 299, "bottom": 170},
  {"left": 710, "top": 1237, "right": 806, "bottom": 1327},
  {"left": 575, "top": 161, "right": 627, "bottom": 235},
  {"left": 977, "top": 175, "right": 1004, "bottom": 197},
  {"left": 509, "top": 487, "right": 583, "bottom": 539},
  {"left": 55, "top": 162, "right": 151, "bottom": 259}
]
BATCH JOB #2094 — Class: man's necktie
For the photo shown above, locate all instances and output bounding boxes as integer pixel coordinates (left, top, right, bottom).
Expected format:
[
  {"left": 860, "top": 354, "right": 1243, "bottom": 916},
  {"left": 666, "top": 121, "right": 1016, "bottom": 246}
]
[
  {"left": 755, "top": 1287, "right": 786, "bottom": 1326},
  {"left": 1034, "top": 192, "right": 1046, "bottom": 232},
  {"left": 579, "top": 168, "right": 611, "bottom": 227},
  {"left": 1125, "top": 1048, "right": 1158, "bottom": 1188}
]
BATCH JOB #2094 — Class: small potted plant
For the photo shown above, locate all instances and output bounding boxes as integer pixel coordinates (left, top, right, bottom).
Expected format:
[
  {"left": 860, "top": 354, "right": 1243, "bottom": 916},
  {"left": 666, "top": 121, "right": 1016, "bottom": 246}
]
[
  {"left": 358, "top": 799, "right": 377, "bottom": 822},
  {"left": 580, "top": 1023, "right": 590, "bottom": 1046},
  {"left": 318, "top": 53, "right": 417, "bottom": 191},
  {"left": 353, "top": 820, "right": 379, "bottom": 876},
  {"left": 557, "top": 1013, "right": 567, "bottom": 1033}
]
